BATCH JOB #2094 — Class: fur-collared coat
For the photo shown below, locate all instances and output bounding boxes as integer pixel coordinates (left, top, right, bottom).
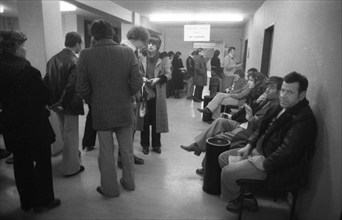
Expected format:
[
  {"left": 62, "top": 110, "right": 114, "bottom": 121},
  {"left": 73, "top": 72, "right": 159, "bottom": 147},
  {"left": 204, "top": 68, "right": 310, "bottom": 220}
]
[{"left": 136, "top": 56, "right": 172, "bottom": 133}]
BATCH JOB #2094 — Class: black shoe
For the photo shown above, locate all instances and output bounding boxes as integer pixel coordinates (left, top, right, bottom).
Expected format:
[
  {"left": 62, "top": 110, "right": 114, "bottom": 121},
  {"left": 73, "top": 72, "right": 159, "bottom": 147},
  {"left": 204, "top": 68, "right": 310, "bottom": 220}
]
[
  {"left": 64, "top": 165, "right": 85, "bottom": 177},
  {"left": 226, "top": 195, "right": 258, "bottom": 213},
  {"left": 134, "top": 155, "right": 144, "bottom": 165},
  {"left": 5, "top": 156, "right": 14, "bottom": 164},
  {"left": 33, "top": 199, "right": 61, "bottom": 213},
  {"left": 196, "top": 168, "right": 204, "bottom": 177},
  {"left": 120, "top": 178, "right": 135, "bottom": 191},
  {"left": 142, "top": 146, "right": 149, "bottom": 155},
  {"left": 96, "top": 186, "right": 105, "bottom": 196},
  {"left": 0, "top": 149, "right": 11, "bottom": 159},
  {"left": 83, "top": 146, "right": 95, "bottom": 152},
  {"left": 152, "top": 147, "right": 161, "bottom": 154},
  {"left": 197, "top": 107, "right": 211, "bottom": 114},
  {"left": 193, "top": 98, "right": 202, "bottom": 102}
]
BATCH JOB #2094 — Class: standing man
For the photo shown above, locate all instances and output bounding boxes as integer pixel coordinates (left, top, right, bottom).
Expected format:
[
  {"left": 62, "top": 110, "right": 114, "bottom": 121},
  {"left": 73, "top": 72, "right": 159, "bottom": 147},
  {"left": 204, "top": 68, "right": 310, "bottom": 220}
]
[
  {"left": 44, "top": 32, "right": 85, "bottom": 177},
  {"left": 193, "top": 48, "right": 207, "bottom": 102},
  {"left": 119, "top": 26, "right": 150, "bottom": 167},
  {"left": 221, "top": 47, "right": 242, "bottom": 92},
  {"left": 185, "top": 50, "right": 198, "bottom": 99},
  {"left": 77, "top": 19, "right": 143, "bottom": 197}
]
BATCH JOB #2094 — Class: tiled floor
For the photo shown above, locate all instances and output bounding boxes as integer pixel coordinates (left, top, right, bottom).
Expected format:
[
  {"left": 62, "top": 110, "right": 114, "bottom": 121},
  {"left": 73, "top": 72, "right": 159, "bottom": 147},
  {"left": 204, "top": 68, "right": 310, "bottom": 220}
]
[{"left": 0, "top": 88, "right": 291, "bottom": 220}]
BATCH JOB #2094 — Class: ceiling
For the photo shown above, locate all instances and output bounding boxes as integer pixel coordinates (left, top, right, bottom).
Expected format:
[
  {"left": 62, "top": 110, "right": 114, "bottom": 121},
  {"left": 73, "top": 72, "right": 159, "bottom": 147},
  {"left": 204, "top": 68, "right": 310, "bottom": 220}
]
[{"left": 0, "top": 0, "right": 264, "bottom": 28}]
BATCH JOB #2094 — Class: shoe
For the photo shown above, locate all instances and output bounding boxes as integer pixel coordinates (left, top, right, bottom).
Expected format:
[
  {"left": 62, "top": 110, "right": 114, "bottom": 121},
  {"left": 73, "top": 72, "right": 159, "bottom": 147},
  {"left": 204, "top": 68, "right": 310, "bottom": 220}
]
[
  {"left": 120, "top": 178, "right": 135, "bottom": 191},
  {"left": 196, "top": 168, "right": 204, "bottom": 177},
  {"left": 152, "top": 147, "right": 161, "bottom": 154},
  {"left": 96, "top": 186, "right": 119, "bottom": 197},
  {"left": 193, "top": 98, "right": 202, "bottom": 102},
  {"left": 186, "top": 96, "right": 193, "bottom": 100},
  {"left": 33, "top": 198, "right": 61, "bottom": 213},
  {"left": 142, "top": 146, "right": 149, "bottom": 155},
  {"left": 134, "top": 155, "right": 144, "bottom": 165},
  {"left": 226, "top": 195, "right": 259, "bottom": 213},
  {"left": 197, "top": 107, "right": 211, "bottom": 114},
  {"left": 5, "top": 156, "right": 14, "bottom": 164},
  {"left": 180, "top": 144, "right": 201, "bottom": 156},
  {"left": 0, "top": 149, "right": 12, "bottom": 159},
  {"left": 84, "top": 146, "right": 95, "bottom": 152},
  {"left": 64, "top": 165, "right": 85, "bottom": 177}
]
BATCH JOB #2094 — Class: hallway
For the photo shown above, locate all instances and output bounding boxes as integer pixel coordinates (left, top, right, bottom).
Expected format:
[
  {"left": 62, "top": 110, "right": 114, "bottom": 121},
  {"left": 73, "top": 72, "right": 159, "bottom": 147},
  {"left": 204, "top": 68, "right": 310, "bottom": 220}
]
[{"left": 1, "top": 92, "right": 289, "bottom": 220}]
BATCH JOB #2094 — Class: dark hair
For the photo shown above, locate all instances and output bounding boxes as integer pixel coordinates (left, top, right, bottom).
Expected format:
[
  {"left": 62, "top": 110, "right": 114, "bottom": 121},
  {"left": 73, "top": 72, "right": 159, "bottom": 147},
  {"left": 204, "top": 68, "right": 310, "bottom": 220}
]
[
  {"left": 247, "top": 68, "right": 258, "bottom": 74},
  {"left": 167, "top": 51, "right": 174, "bottom": 57},
  {"left": 284, "top": 71, "right": 308, "bottom": 93},
  {"left": 0, "top": 30, "right": 27, "bottom": 54},
  {"left": 234, "top": 69, "right": 245, "bottom": 78},
  {"left": 197, "top": 48, "right": 203, "bottom": 52},
  {"left": 228, "top": 47, "right": 236, "bottom": 53},
  {"left": 246, "top": 71, "right": 267, "bottom": 103},
  {"left": 191, "top": 50, "right": 198, "bottom": 56},
  {"left": 126, "top": 26, "right": 149, "bottom": 45},
  {"left": 112, "top": 34, "right": 120, "bottom": 43},
  {"left": 141, "top": 47, "right": 147, "bottom": 57},
  {"left": 159, "top": 51, "right": 168, "bottom": 59},
  {"left": 65, "top": 32, "right": 82, "bottom": 47},
  {"left": 174, "top": 51, "right": 181, "bottom": 59},
  {"left": 213, "top": 49, "right": 220, "bottom": 57},
  {"left": 148, "top": 35, "right": 162, "bottom": 50},
  {"left": 268, "top": 76, "right": 284, "bottom": 91},
  {"left": 90, "top": 19, "right": 114, "bottom": 40}
]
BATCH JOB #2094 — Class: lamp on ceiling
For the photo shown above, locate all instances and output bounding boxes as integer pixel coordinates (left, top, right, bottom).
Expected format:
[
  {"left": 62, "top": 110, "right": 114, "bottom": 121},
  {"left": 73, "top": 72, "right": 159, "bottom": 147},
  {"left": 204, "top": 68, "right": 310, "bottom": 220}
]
[
  {"left": 150, "top": 13, "right": 243, "bottom": 22},
  {"left": 60, "top": 1, "right": 76, "bottom": 12}
]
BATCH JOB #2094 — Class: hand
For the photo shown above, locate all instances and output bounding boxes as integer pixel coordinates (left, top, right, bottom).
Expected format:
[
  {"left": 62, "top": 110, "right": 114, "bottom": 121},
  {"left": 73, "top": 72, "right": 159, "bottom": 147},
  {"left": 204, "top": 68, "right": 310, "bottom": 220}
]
[
  {"left": 237, "top": 144, "right": 252, "bottom": 159},
  {"left": 225, "top": 88, "right": 230, "bottom": 93},
  {"left": 150, "top": 78, "right": 160, "bottom": 86},
  {"left": 256, "top": 92, "right": 268, "bottom": 103}
]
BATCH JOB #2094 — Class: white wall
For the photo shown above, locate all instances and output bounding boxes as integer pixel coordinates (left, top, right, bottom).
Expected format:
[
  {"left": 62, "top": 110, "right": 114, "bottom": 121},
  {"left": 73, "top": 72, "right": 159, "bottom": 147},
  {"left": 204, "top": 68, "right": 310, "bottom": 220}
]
[
  {"left": 243, "top": 1, "right": 342, "bottom": 219},
  {"left": 163, "top": 26, "right": 243, "bottom": 64}
]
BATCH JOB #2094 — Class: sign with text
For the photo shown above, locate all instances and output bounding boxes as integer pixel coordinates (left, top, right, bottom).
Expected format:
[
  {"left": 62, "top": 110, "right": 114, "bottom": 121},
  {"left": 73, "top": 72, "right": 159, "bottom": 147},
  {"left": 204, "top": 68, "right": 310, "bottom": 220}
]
[{"left": 184, "top": 24, "right": 210, "bottom": 41}]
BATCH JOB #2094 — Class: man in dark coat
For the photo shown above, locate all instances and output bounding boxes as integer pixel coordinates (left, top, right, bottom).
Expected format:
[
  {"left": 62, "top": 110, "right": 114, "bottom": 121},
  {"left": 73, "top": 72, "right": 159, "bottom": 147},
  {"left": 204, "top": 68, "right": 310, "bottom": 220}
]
[
  {"left": 219, "top": 72, "right": 317, "bottom": 212},
  {"left": 77, "top": 19, "right": 143, "bottom": 197},
  {"left": 0, "top": 30, "right": 60, "bottom": 212},
  {"left": 193, "top": 48, "right": 207, "bottom": 102},
  {"left": 44, "top": 32, "right": 85, "bottom": 177}
]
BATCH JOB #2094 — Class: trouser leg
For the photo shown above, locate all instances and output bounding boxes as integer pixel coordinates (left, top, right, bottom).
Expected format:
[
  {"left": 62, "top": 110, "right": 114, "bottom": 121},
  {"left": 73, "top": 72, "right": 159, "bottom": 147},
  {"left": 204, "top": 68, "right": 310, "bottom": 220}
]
[
  {"left": 98, "top": 130, "right": 119, "bottom": 196},
  {"left": 82, "top": 106, "right": 96, "bottom": 148}
]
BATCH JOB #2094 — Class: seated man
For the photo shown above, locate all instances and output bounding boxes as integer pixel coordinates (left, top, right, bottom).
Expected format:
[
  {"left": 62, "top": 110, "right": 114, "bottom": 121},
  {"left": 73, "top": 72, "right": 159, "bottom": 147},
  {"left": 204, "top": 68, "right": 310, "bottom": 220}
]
[
  {"left": 198, "top": 70, "right": 266, "bottom": 120},
  {"left": 180, "top": 76, "right": 284, "bottom": 175},
  {"left": 218, "top": 72, "right": 317, "bottom": 213}
]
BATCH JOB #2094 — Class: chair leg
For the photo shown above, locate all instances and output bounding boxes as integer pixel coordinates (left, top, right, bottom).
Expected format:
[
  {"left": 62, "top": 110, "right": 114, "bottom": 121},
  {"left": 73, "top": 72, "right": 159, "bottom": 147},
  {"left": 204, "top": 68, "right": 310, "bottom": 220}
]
[
  {"left": 238, "top": 187, "right": 246, "bottom": 220},
  {"left": 290, "top": 191, "right": 298, "bottom": 220}
]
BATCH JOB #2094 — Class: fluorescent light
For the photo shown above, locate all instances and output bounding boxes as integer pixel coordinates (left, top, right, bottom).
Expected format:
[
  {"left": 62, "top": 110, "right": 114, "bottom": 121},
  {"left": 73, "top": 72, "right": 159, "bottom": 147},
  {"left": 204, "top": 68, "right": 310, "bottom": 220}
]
[
  {"left": 0, "top": 5, "right": 4, "bottom": 14},
  {"left": 150, "top": 13, "right": 243, "bottom": 22},
  {"left": 60, "top": 1, "right": 76, "bottom": 12}
]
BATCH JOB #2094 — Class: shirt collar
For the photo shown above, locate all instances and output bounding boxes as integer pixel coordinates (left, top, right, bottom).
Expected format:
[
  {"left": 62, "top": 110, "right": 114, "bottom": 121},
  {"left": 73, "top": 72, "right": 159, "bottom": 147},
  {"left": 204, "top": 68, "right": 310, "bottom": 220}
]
[{"left": 121, "top": 39, "right": 137, "bottom": 51}]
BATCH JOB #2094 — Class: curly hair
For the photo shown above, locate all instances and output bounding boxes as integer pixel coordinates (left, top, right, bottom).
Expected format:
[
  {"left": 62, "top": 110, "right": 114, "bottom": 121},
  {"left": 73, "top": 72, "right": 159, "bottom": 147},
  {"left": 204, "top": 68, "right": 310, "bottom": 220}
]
[{"left": 0, "top": 30, "right": 27, "bottom": 55}]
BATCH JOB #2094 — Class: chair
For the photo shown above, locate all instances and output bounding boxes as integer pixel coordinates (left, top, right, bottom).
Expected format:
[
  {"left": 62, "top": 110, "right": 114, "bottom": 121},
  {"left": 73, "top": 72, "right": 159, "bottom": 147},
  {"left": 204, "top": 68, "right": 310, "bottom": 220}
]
[{"left": 236, "top": 179, "right": 298, "bottom": 220}]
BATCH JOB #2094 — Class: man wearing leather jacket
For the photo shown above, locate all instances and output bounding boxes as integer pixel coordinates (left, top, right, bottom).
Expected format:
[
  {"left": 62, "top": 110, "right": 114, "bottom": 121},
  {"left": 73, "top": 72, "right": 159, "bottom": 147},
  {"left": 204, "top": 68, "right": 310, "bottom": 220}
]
[
  {"left": 44, "top": 32, "right": 85, "bottom": 177},
  {"left": 219, "top": 71, "right": 317, "bottom": 213}
]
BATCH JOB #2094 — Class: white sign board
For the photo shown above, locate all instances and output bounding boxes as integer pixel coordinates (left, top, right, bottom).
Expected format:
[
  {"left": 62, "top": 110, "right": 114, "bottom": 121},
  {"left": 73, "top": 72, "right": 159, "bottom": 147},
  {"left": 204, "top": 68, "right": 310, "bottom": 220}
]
[{"left": 184, "top": 24, "right": 210, "bottom": 41}]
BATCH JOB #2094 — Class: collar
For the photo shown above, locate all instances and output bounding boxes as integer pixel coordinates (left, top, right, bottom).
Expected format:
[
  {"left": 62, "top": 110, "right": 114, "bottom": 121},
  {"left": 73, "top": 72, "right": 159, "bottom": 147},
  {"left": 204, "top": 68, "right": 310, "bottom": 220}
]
[
  {"left": 63, "top": 47, "right": 77, "bottom": 57},
  {"left": 121, "top": 39, "right": 137, "bottom": 51},
  {"left": 93, "top": 39, "right": 118, "bottom": 47}
]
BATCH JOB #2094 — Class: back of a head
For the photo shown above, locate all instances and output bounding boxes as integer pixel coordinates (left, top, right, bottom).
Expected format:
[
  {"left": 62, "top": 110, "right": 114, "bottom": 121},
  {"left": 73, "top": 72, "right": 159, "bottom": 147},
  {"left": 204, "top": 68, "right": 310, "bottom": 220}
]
[
  {"left": 167, "top": 51, "right": 174, "bottom": 58},
  {"left": 126, "top": 26, "right": 150, "bottom": 45},
  {"left": 174, "top": 51, "right": 181, "bottom": 59},
  {"left": 284, "top": 71, "right": 308, "bottom": 93},
  {"left": 0, "top": 30, "right": 27, "bottom": 55},
  {"left": 65, "top": 32, "right": 82, "bottom": 48},
  {"left": 234, "top": 69, "right": 245, "bottom": 78},
  {"left": 191, "top": 50, "right": 198, "bottom": 56},
  {"left": 90, "top": 19, "right": 114, "bottom": 41},
  {"left": 159, "top": 51, "right": 168, "bottom": 59},
  {"left": 213, "top": 50, "right": 220, "bottom": 57}
]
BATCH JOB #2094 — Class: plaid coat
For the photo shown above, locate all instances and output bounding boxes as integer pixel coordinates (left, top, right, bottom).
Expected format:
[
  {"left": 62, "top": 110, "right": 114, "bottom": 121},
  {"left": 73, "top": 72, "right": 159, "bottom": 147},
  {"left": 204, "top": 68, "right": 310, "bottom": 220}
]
[
  {"left": 76, "top": 39, "right": 143, "bottom": 130},
  {"left": 136, "top": 56, "right": 171, "bottom": 133}
]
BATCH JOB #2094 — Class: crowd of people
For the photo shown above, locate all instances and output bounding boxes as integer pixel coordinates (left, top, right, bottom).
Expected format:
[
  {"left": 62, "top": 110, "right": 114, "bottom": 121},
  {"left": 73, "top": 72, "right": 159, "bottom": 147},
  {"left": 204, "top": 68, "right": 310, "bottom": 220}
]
[{"left": 0, "top": 18, "right": 317, "bottom": 215}]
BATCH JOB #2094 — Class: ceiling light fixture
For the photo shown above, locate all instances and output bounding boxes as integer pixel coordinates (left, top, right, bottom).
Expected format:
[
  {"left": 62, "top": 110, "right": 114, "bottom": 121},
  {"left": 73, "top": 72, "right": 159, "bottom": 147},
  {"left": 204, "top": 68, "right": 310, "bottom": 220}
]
[
  {"left": 60, "top": 1, "right": 76, "bottom": 12},
  {"left": 0, "top": 5, "right": 4, "bottom": 14},
  {"left": 150, "top": 13, "right": 243, "bottom": 22}
]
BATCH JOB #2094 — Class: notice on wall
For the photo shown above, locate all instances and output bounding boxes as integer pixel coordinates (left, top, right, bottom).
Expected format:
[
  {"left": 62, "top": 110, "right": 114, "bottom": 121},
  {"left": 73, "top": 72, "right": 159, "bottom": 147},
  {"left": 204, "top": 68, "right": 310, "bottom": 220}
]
[{"left": 184, "top": 24, "right": 210, "bottom": 41}]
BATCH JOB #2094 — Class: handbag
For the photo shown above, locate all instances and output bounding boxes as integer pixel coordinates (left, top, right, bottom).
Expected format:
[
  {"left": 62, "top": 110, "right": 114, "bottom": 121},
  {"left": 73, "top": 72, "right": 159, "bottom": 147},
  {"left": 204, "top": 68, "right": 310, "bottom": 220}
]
[
  {"left": 142, "top": 83, "right": 156, "bottom": 101},
  {"left": 139, "top": 101, "right": 147, "bottom": 117}
]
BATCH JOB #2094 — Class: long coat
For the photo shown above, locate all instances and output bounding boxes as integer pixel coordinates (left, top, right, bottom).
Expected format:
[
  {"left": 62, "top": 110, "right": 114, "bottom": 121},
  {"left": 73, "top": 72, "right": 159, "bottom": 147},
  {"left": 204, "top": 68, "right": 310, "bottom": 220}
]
[
  {"left": 76, "top": 39, "right": 143, "bottom": 130},
  {"left": 193, "top": 55, "right": 207, "bottom": 86},
  {"left": 136, "top": 56, "right": 172, "bottom": 133}
]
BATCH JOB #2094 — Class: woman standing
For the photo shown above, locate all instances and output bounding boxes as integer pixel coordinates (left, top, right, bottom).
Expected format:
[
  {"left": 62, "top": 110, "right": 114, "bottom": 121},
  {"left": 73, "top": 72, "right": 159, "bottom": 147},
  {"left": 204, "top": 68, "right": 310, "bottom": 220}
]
[
  {"left": 171, "top": 51, "right": 186, "bottom": 98},
  {"left": 137, "top": 35, "right": 172, "bottom": 154}
]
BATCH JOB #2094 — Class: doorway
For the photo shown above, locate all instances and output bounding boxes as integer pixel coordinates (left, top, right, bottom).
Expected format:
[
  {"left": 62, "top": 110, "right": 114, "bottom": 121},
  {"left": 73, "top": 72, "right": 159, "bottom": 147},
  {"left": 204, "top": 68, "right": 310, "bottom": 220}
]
[{"left": 260, "top": 25, "right": 274, "bottom": 76}]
